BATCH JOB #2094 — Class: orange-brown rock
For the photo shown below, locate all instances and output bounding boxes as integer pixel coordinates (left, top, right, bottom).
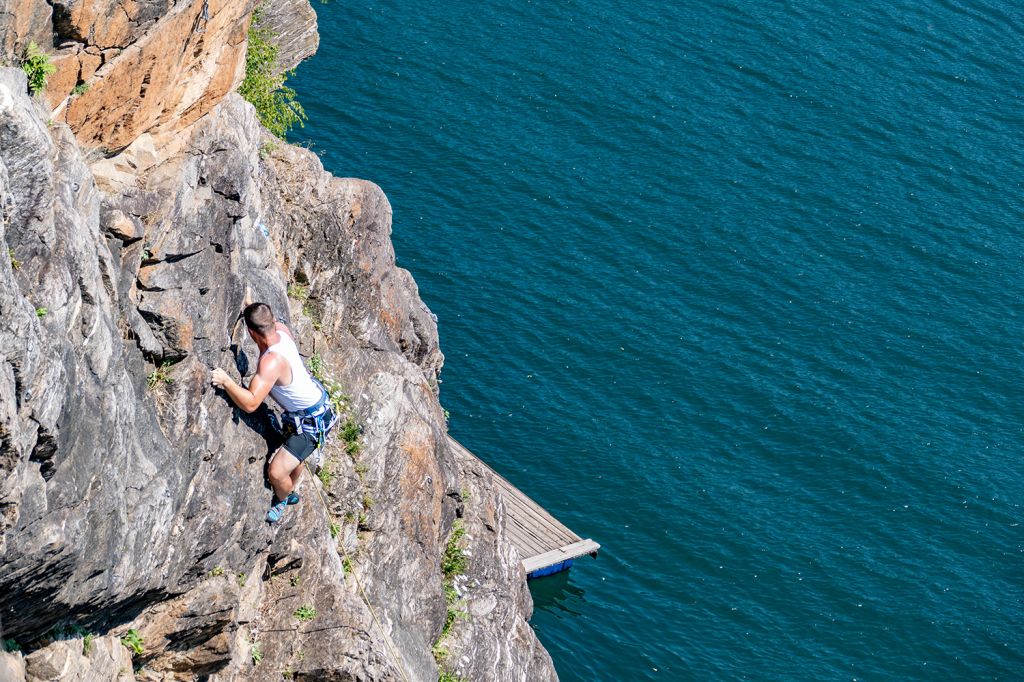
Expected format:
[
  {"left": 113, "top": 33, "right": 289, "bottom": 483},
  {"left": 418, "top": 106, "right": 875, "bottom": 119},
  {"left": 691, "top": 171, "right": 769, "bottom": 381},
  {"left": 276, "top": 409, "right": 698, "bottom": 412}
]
[
  {"left": 45, "top": 49, "right": 82, "bottom": 103},
  {"left": 52, "top": 0, "right": 254, "bottom": 151}
]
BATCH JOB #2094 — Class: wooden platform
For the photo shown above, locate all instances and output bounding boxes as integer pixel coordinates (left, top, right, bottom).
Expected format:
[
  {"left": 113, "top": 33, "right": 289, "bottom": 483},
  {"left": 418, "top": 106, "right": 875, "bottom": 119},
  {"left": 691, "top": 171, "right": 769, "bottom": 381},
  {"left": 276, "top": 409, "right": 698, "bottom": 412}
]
[{"left": 448, "top": 437, "right": 599, "bottom": 578}]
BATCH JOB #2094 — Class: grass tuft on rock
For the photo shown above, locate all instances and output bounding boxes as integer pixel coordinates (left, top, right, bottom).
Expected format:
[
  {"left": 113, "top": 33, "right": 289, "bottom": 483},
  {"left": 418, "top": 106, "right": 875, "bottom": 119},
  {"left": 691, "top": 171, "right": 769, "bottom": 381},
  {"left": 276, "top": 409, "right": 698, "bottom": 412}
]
[
  {"left": 441, "top": 521, "right": 468, "bottom": 579},
  {"left": 294, "top": 604, "right": 316, "bottom": 622},
  {"left": 146, "top": 362, "right": 173, "bottom": 389}
]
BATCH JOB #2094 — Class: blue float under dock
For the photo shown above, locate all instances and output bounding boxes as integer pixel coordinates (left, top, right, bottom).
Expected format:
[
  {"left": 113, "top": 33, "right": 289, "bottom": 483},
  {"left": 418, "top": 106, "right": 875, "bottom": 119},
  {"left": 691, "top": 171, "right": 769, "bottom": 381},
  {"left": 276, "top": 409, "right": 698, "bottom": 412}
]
[{"left": 448, "top": 437, "right": 600, "bottom": 579}]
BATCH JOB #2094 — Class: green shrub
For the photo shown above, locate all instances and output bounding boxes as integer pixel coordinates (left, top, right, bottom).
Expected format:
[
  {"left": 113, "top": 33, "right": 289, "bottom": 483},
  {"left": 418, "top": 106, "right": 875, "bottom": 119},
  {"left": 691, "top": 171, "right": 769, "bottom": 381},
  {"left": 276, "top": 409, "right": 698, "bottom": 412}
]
[
  {"left": 329, "top": 521, "right": 340, "bottom": 539},
  {"left": 71, "top": 82, "right": 90, "bottom": 96},
  {"left": 22, "top": 42, "right": 55, "bottom": 95},
  {"left": 120, "top": 629, "right": 143, "bottom": 657},
  {"left": 82, "top": 632, "right": 95, "bottom": 655},
  {"left": 250, "top": 640, "right": 263, "bottom": 665},
  {"left": 35, "top": 307, "right": 47, "bottom": 317},
  {"left": 238, "top": 8, "right": 306, "bottom": 139},
  {"left": 2, "top": 638, "right": 19, "bottom": 652},
  {"left": 8, "top": 248, "right": 20, "bottom": 270},
  {"left": 293, "top": 604, "right": 316, "bottom": 622}
]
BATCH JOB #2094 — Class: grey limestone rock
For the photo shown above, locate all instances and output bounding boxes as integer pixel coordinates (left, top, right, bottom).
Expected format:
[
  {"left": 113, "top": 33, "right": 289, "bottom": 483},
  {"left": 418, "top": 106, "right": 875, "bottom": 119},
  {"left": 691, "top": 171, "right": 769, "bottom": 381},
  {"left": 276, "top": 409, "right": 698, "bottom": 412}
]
[
  {"left": 254, "top": 0, "right": 321, "bottom": 73},
  {"left": 23, "top": 636, "right": 134, "bottom": 682}
]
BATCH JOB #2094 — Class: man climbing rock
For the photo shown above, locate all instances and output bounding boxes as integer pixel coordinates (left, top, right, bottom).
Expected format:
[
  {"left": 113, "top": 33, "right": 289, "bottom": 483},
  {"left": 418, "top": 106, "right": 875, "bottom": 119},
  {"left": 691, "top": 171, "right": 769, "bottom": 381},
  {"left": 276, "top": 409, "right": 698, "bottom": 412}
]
[{"left": 211, "top": 302, "right": 337, "bottom": 523}]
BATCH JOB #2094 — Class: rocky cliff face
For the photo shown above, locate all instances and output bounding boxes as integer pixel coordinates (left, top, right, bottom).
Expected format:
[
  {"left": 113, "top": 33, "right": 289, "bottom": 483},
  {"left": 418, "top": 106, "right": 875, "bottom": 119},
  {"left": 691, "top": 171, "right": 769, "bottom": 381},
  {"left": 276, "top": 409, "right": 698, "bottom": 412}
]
[{"left": 0, "top": 2, "right": 557, "bottom": 681}]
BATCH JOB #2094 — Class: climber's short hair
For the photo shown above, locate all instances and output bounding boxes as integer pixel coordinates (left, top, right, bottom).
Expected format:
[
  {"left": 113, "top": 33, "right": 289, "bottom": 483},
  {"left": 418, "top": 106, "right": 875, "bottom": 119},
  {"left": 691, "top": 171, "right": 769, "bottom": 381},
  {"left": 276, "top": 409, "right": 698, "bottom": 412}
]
[{"left": 243, "top": 302, "right": 275, "bottom": 337}]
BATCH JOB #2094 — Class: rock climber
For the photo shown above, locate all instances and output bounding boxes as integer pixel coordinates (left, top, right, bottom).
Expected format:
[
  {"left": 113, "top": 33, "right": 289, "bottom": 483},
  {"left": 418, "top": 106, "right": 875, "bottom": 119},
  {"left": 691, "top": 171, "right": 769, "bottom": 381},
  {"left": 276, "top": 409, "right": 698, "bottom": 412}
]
[{"left": 210, "top": 302, "right": 337, "bottom": 523}]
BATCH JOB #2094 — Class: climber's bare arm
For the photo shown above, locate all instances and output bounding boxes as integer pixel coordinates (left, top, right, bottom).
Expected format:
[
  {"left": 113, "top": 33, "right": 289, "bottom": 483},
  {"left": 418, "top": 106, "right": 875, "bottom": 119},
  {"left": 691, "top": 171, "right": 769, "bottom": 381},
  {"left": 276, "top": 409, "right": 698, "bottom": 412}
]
[{"left": 210, "top": 352, "right": 285, "bottom": 414}]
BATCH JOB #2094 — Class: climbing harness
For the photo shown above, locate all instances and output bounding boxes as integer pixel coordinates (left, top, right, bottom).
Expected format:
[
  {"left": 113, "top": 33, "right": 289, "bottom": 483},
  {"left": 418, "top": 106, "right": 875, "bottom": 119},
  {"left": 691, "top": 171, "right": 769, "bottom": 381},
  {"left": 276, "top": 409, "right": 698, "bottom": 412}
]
[{"left": 283, "top": 378, "right": 338, "bottom": 451}]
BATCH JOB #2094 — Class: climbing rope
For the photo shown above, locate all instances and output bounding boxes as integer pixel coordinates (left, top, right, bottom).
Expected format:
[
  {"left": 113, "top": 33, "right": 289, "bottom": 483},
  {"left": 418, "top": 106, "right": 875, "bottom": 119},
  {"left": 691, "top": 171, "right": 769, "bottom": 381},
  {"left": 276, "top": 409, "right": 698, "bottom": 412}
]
[{"left": 304, "top": 461, "right": 413, "bottom": 682}]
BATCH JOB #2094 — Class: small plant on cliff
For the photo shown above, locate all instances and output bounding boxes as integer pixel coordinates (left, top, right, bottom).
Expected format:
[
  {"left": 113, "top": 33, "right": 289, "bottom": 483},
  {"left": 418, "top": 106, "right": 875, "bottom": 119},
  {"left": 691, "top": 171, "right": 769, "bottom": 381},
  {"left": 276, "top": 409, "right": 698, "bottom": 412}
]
[
  {"left": 238, "top": 7, "right": 307, "bottom": 139},
  {"left": 146, "top": 362, "right": 173, "bottom": 389},
  {"left": 35, "top": 307, "right": 47, "bottom": 317},
  {"left": 316, "top": 460, "right": 333, "bottom": 487},
  {"left": 294, "top": 604, "right": 316, "bottom": 622},
  {"left": 208, "top": 566, "right": 225, "bottom": 577},
  {"left": 237, "top": 572, "right": 248, "bottom": 587},
  {"left": 329, "top": 521, "right": 340, "bottom": 539},
  {"left": 438, "top": 671, "right": 466, "bottom": 682},
  {"left": 441, "top": 521, "right": 468, "bottom": 579},
  {"left": 82, "top": 632, "right": 95, "bottom": 655},
  {"left": 71, "top": 82, "right": 90, "bottom": 96},
  {"left": 327, "top": 379, "right": 350, "bottom": 416},
  {"left": 307, "top": 352, "right": 325, "bottom": 379},
  {"left": 287, "top": 282, "right": 309, "bottom": 302},
  {"left": 259, "top": 140, "right": 278, "bottom": 159},
  {"left": 2, "top": 638, "right": 20, "bottom": 652},
  {"left": 120, "top": 629, "right": 144, "bottom": 657},
  {"left": 340, "top": 418, "right": 361, "bottom": 457},
  {"left": 8, "top": 248, "right": 20, "bottom": 270},
  {"left": 21, "top": 42, "right": 56, "bottom": 96},
  {"left": 250, "top": 639, "right": 263, "bottom": 665},
  {"left": 301, "top": 300, "right": 322, "bottom": 330},
  {"left": 435, "top": 520, "right": 470, "bottom": 650}
]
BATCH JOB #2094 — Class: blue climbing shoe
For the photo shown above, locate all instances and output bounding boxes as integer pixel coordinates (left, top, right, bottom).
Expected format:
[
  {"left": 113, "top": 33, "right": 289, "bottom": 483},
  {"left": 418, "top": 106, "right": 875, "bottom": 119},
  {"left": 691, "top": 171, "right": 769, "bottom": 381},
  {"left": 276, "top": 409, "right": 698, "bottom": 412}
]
[
  {"left": 286, "top": 492, "right": 300, "bottom": 506},
  {"left": 266, "top": 498, "right": 288, "bottom": 523}
]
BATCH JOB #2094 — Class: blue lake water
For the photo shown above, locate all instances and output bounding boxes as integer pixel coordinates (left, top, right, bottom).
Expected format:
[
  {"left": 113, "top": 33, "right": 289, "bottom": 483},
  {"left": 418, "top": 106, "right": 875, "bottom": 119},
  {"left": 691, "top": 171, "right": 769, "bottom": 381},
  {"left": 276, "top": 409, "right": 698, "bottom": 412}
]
[{"left": 290, "top": 1, "right": 1024, "bottom": 678}]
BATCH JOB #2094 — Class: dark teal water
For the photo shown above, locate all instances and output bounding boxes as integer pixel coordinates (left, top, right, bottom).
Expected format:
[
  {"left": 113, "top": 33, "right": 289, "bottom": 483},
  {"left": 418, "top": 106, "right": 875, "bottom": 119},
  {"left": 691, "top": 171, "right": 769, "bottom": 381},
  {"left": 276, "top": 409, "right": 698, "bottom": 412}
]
[{"left": 290, "top": 1, "right": 1024, "bottom": 678}]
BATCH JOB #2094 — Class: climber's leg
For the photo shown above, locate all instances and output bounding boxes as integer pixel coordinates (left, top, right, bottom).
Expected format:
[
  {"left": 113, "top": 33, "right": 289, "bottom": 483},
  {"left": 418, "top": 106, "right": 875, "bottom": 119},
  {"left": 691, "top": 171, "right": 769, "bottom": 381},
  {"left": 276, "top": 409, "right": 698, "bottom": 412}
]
[{"left": 268, "top": 447, "right": 300, "bottom": 501}]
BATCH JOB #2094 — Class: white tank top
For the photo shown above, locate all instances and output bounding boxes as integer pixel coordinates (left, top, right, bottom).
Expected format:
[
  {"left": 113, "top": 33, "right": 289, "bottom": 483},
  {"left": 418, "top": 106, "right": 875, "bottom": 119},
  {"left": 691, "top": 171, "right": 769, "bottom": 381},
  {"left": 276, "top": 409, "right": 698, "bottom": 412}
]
[{"left": 264, "top": 332, "right": 322, "bottom": 412}]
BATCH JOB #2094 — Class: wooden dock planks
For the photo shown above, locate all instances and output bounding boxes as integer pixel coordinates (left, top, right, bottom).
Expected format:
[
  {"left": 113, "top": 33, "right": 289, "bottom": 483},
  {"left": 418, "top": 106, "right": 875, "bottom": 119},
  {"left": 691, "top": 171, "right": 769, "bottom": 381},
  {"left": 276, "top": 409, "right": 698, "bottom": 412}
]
[{"left": 448, "top": 437, "right": 599, "bottom": 577}]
